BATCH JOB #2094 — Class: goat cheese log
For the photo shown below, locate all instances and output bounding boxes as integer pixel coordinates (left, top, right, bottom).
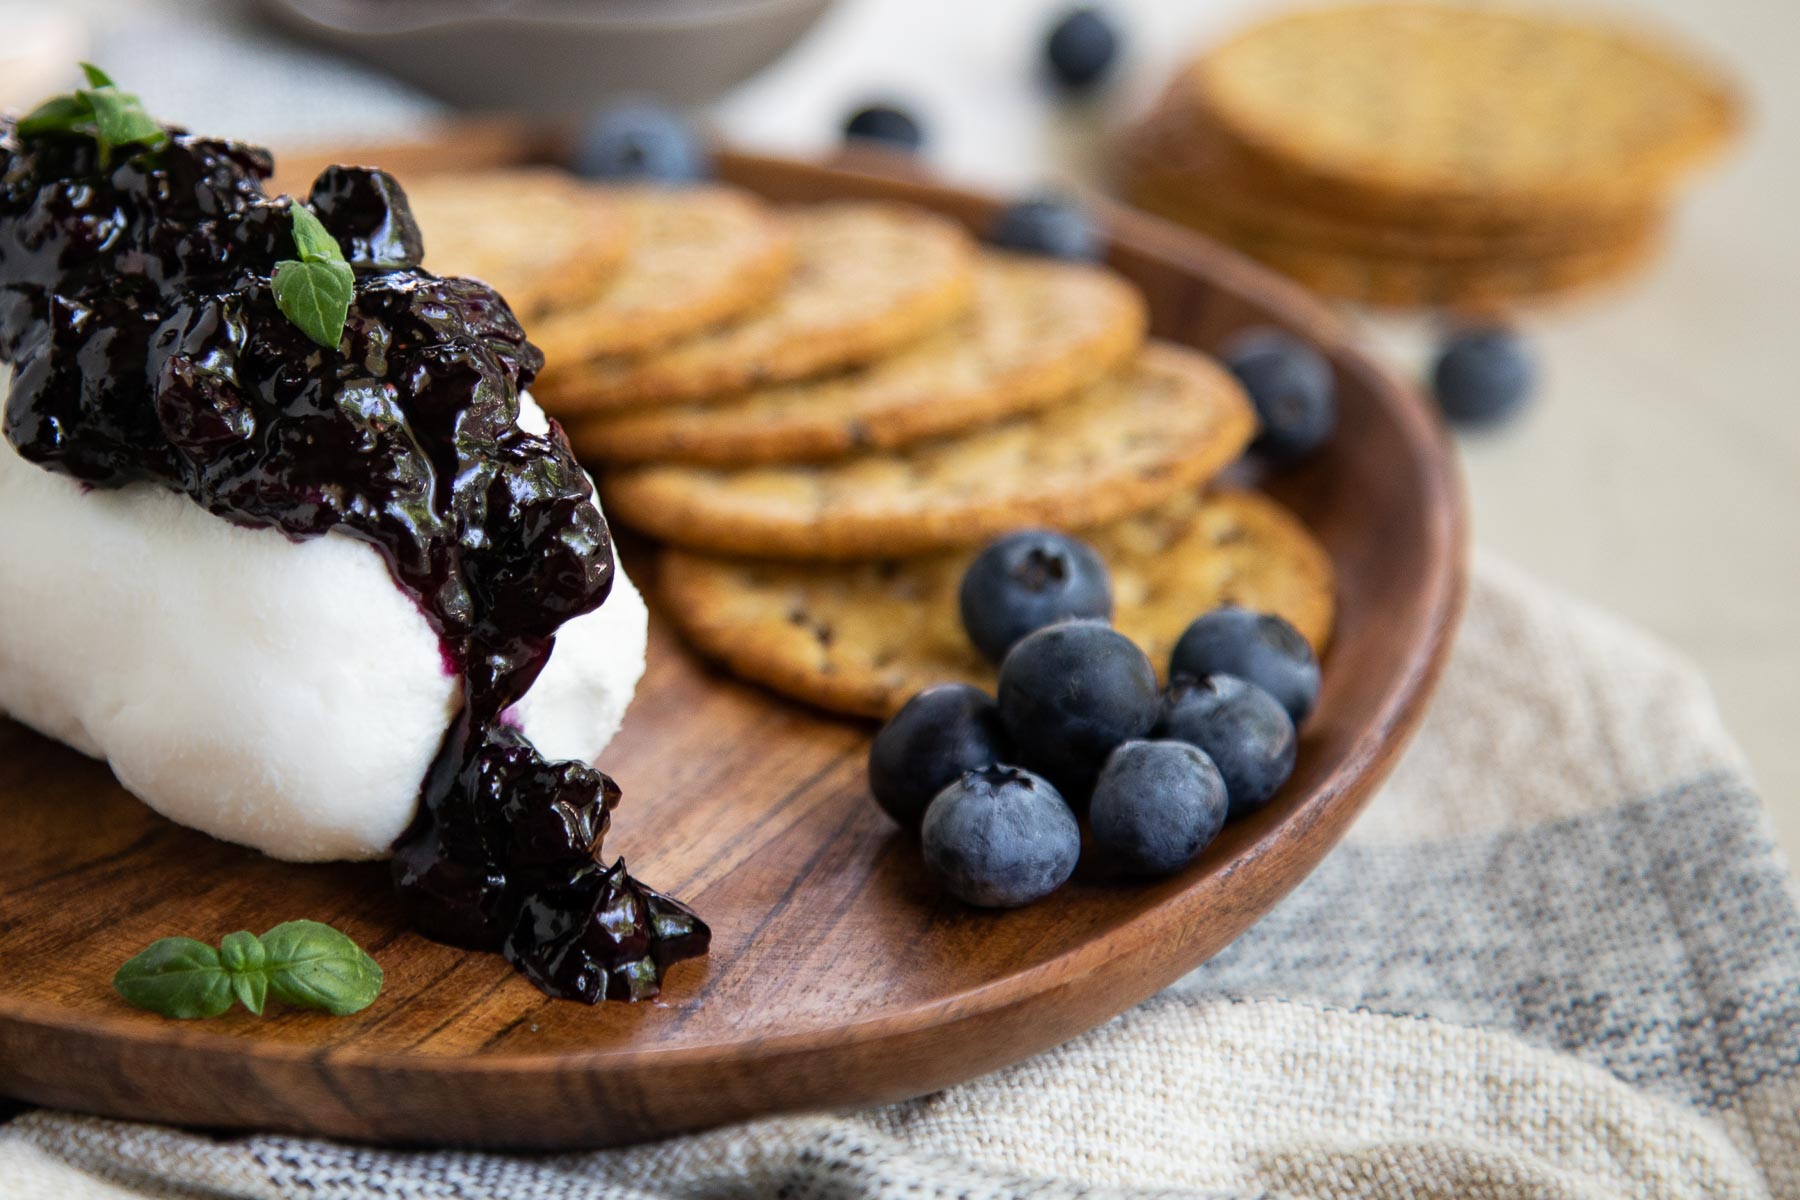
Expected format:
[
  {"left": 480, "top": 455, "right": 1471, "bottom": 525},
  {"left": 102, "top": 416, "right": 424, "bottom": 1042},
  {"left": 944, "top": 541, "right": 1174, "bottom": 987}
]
[
  {"left": 0, "top": 103, "right": 706, "bottom": 1002},
  {"left": 0, "top": 389, "right": 647, "bottom": 862}
]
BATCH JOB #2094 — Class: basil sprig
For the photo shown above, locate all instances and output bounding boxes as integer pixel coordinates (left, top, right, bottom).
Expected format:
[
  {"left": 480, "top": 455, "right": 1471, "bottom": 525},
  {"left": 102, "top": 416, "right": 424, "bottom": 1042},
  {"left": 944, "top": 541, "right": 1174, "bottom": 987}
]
[
  {"left": 114, "top": 920, "right": 383, "bottom": 1020},
  {"left": 272, "top": 203, "right": 355, "bottom": 350},
  {"left": 16, "top": 63, "right": 168, "bottom": 168}
]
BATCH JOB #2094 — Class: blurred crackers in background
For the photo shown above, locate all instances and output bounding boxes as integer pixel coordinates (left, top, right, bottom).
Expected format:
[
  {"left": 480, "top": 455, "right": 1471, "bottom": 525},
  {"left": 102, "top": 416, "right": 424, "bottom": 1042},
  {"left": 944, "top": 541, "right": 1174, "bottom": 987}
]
[{"left": 1118, "top": 3, "right": 1741, "bottom": 310}]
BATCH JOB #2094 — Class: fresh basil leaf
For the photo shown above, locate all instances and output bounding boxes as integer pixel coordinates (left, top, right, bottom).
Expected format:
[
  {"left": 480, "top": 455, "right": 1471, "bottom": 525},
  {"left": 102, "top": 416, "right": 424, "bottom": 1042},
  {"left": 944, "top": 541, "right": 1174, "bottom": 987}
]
[
  {"left": 13, "top": 63, "right": 165, "bottom": 166},
  {"left": 260, "top": 920, "right": 383, "bottom": 1016},
  {"left": 16, "top": 94, "right": 93, "bottom": 137},
  {"left": 273, "top": 204, "right": 354, "bottom": 350},
  {"left": 288, "top": 202, "right": 346, "bottom": 265},
  {"left": 272, "top": 258, "right": 354, "bottom": 350},
  {"left": 218, "top": 929, "right": 269, "bottom": 1016},
  {"left": 83, "top": 87, "right": 166, "bottom": 159},
  {"left": 114, "top": 937, "right": 234, "bottom": 1020}
]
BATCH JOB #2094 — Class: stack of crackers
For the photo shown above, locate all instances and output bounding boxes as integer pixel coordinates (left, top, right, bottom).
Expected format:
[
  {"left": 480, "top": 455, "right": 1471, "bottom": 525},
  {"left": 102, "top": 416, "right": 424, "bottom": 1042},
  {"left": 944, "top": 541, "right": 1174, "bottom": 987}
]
[
  {"left": 1118, "top": 3, "right": 1741, "bottom": 309},
  {"left": 410, "top": 171, "right": 1335, "bottom": 719}
]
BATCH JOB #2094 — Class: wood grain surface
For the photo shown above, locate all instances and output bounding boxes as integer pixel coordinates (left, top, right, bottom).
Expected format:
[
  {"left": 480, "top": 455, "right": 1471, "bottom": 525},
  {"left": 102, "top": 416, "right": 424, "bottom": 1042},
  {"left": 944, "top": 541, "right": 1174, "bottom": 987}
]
[{"left": 0, "top": 144, "right": 1466, "bottom": 1149}]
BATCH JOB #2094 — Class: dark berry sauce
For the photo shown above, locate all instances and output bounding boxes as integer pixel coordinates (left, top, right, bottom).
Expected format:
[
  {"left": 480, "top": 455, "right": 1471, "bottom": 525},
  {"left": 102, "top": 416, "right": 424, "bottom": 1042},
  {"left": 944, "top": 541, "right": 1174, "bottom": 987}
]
[{"left": 0, "top": 123, "right": 707, "bottom": 1002}]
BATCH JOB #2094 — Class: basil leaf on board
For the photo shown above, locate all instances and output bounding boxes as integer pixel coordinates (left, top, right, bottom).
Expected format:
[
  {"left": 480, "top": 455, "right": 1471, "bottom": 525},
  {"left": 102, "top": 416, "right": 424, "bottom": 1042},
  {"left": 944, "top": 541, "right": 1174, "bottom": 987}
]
[
  {"left": 287, "top": 202, "right": 346, "bottom": 265},
  {"left": 260, "top": 920, "right": 384, "bottom": 1016},
  {"left": 272, "top": 258, "right": 354, "bottom": 350},
  {"left": 78, "top": 62, "right": 116, "bottom": 88},
  {"left": 114, "top": 922, "right": 382, "bottom": 1020},
  {"left": 113, "top": 938, "right": 235, "bottom": 1020},
  {"left": 218, "top": 929, "right": 269, "bottom": 1016}
]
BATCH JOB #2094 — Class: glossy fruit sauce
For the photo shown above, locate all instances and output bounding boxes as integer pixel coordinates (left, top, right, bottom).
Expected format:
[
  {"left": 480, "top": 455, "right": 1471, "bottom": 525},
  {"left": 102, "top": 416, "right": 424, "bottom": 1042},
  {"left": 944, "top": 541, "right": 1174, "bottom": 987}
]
[{"left": 0, "top": 124, "right": 708, "bottom": 1002}]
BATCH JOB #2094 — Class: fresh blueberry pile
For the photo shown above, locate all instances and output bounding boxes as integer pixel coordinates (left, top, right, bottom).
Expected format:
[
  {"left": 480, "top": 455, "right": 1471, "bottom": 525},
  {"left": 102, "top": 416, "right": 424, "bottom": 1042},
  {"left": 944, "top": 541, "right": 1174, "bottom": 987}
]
[{"left": 868, "top": 530, "right": 1319, "bottom": 906}]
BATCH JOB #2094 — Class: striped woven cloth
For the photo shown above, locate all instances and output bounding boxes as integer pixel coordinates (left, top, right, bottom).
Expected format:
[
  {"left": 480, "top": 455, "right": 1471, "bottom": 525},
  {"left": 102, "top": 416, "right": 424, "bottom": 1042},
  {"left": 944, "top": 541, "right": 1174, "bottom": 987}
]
[{"left": 3, "top": 552, "right": 1796, "bottom": 1197}]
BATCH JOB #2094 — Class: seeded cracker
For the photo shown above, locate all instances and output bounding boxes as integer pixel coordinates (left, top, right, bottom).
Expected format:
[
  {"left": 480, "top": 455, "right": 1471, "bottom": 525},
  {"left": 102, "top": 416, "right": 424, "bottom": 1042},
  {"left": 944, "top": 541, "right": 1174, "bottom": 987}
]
[
  {"left": 527, "top": 186, "right": 793, "bottom": 365},
  {"left": 535, "top": 202, "right": 977, "bottom": 412},
  {"left": 407, "top": 169, "right": 630, "bottom": 317},
  {"left": 1185, "top": 4, "right": 1740, "bottom": 221},
  {"left": 659, "top": 490, "right": 1334, "bottom": 718},
  {"left": 567, "top": 254, "right": 1146, "bottom": 465},
  {"left": 600, "top": 343, "right": 1255, "bottom": 561}
]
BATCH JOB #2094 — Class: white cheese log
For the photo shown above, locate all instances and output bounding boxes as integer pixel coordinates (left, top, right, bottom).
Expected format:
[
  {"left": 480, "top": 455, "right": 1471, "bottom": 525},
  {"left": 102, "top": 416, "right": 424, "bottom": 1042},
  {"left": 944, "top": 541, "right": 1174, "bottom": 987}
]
[{"left": 0, "top": 390, "right": 647, "bottom": 861}]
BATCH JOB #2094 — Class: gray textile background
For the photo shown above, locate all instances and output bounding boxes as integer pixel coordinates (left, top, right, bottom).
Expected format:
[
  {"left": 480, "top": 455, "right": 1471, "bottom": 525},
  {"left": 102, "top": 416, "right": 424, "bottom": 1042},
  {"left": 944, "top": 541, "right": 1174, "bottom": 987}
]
[{"left": 4, "top": 553, "right": 1797, "bottom": 1198}]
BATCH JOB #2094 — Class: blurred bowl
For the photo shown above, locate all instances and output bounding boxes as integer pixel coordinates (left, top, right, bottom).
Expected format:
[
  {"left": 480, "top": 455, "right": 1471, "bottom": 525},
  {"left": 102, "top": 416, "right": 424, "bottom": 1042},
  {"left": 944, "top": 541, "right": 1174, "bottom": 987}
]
[{"left": 254, "top": 0, "right": 836, "bottom": 113}]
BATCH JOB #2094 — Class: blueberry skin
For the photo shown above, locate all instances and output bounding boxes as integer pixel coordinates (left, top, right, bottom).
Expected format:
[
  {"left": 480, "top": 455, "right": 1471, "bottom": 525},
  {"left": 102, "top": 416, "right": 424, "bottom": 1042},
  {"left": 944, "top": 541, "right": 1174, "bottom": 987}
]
[
  {"left": 997, "top": 621, "right": 1160, "bottom": 801},
  {"left": 1046, "top": 8, "right": 1121, "bottom": 91},
  {"left": 1090, "top": 740, "right": 1228, "bottom": 877},
  {"left": 1433, "top": 327, "right": 1536, "bottom": 427},
  {"left": 868, "top": 684, "right": 1007, "bottom": 831},
  {"left": 573, "top": 102, "right": 710, "bottom": 184},
  {"left": 921, "top": 765, "right": 1080, "bottom": 907},
  {"left": 1170, "top": 606, "right": 1321, "bottom": 723},
  {"left": 1222, "top": 328, "right": 1336, "bottom": 464},
  {"left": 1157, "top": 675, "right": 1297, "bottom": 819},
  {"left": 988, "top": 194, "right": 1102, "bottom": 262},
  {"left": 843, "top": 104, "right": 925, "bottom": 152},
  {"left": 959, "top": 530, "right": 1113, "bottom": 664}
]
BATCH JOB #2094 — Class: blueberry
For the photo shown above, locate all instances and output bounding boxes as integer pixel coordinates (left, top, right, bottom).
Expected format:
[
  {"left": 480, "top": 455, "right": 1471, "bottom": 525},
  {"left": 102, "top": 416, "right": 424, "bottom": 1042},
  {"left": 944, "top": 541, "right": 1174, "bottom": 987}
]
[
  {"left": 1157, "top": 675, "right": 1297, "bottom": 819},
  {"left": 997, "top": 621, "right": 1159, "bottom": 800},
  {"left": 868, "top": 684, "right": 1007, "bottom": 831},
  {"left": 988, "top": 193, "right": 1102, "bottom": 262},
  {"left": 1170, "top": 606, "right": 1320, "bottom": 723},
  {"left": 1090, "top": 740, "right": 1228, "bottom": 877},
  {"left": 959, "top": 530, "right": 1112, "bottom": 664},
  {"left": 572, "top": 102, "right": 710, "bottom": 184},
  {"left": 1046, "top": 7, "right": 1121, "bottom": 91},
  {"left": 843, "top": 103, "right": 925, "bottom": 153},
  {"left": 1433, "top": 327, "right": 1535, "bottom": 427},
  {"left": 1222, "top": 328, "right": 1336, "bottom": 465},
  {"left": 921, "top": 764, "right": 1080, "bottom": 907}
]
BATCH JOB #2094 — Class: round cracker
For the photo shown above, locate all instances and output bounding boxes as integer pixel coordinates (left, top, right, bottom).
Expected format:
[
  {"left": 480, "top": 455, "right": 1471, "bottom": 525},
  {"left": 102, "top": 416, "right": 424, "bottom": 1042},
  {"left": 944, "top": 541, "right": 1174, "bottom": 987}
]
[
  {"left": 534, "top": 202, "right": 976, "bottom": 414},
  {"left": 406, "top": 169, "right": 630, "bottom": 317},
  {"left": 1188, "top": 4, "right": 1740, "bottom": 220},
  {"left": 566, "top": 254, "right": 1147, "bottom": 465},
  {"left": 659, "top": 489, "right": 1335, "bottom": 718},
  {"left": 527, "top": 186, "right": 793, "bottom": 365},
  {"left": 600, "top": 342, "right": 1255, "bottom": 561},
  {"left": 1213, "top": 220, "right": 1661, "bottom": 309},
  {"left": 1118, "top": 97, "right": 1659, "bottom": 259}
]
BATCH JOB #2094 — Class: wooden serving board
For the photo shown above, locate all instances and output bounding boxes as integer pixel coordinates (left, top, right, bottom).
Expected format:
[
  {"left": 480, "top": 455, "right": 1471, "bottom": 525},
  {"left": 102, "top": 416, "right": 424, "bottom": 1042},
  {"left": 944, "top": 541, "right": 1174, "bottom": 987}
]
[{"left": 0, "top": 144, "right": 1465, "bottom": 1149}]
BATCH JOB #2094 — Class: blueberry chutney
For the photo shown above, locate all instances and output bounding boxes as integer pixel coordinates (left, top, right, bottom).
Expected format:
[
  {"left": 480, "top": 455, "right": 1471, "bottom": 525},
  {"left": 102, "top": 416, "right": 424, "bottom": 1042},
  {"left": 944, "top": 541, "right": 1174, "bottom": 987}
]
[{"left": 0, "top": 122, "right": 708, "bottom": 1002}]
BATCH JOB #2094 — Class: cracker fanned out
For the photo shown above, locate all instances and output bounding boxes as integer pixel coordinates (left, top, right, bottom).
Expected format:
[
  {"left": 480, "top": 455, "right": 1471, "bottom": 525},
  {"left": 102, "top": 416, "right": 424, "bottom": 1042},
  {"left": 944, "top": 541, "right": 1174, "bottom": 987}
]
[
  {"left": 536, "top": 202, "right": 978, "bottom": 412},
  {"left": 602, "top": 343, "right": 1255, "bottom": 561},
  {"left": 407, "top": 169, "right": 631, "bottom": 316},
  {"left": 528, "top": 187, "right": 794, "bottom": 364},
  {"left": 568, "top": 255, "right": 1147, "bottom": 465}
]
